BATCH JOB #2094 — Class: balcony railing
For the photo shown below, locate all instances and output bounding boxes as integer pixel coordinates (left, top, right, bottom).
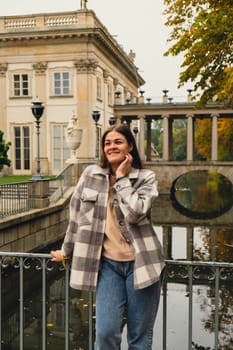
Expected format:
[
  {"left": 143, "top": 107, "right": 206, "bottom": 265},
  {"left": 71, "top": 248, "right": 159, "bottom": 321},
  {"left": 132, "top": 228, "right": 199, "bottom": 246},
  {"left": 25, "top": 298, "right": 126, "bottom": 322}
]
[{"left": 1, "top": 252, "right": 233, "bottom": 350}]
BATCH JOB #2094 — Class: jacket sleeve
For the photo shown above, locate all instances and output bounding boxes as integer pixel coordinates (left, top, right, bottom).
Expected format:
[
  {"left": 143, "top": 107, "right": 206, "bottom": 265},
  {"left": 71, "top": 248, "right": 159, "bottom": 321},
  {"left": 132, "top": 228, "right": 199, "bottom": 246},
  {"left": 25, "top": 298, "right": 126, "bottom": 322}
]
[{"left": 113, "top": 170, "right": 158, "bottom": 224}]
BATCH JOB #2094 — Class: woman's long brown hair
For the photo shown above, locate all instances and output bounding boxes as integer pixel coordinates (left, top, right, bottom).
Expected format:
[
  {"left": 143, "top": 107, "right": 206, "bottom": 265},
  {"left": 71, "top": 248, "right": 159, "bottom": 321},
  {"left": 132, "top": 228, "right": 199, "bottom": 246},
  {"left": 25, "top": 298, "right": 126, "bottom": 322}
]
[{"left": 99, "top": 124, "right": 143, "bottom": 169}]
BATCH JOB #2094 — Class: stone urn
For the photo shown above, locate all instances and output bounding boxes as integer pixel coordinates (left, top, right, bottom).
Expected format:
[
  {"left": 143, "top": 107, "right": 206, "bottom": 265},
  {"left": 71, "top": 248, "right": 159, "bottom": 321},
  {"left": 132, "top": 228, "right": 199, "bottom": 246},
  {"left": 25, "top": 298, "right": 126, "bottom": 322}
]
[{"left": 65, "top": 114, "right": 83, "bottom": 162}]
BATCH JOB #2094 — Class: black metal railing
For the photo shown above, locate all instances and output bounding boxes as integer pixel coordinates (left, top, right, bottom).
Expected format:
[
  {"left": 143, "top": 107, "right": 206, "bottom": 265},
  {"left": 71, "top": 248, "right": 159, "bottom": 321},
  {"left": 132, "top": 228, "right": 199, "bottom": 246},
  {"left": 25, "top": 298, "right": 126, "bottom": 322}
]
[
  {"left": 0, "top": 182, "right": 35, "bottom": 218},
  {"left": 1, "top": 252, "right": 233, "bottom": 350}
]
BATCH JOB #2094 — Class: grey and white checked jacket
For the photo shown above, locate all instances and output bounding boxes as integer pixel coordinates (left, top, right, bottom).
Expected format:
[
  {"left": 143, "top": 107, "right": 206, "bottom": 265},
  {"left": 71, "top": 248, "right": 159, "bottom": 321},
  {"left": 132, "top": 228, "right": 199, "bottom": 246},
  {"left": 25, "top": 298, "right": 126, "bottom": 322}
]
[{"left": 62, "top": 164, "right": 165, "bottom": 291}]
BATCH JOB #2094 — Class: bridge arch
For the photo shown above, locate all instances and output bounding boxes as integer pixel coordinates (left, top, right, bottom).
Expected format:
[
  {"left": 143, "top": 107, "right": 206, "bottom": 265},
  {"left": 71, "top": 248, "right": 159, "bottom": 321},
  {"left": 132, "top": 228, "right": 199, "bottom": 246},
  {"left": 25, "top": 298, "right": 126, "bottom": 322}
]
[{"left": 146, "top": 162, "right": 233, "bottom": 194}]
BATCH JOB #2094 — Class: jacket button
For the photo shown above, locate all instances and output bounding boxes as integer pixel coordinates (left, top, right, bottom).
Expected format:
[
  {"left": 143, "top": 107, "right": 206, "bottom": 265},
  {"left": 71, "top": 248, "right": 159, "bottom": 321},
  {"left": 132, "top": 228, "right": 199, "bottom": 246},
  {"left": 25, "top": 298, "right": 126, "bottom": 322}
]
[
  {"left": 113, "top": 199, "right": 118, "bottom": 205},
  {"left": 119, "top": 221, "right": 124, "bottom": 226}
]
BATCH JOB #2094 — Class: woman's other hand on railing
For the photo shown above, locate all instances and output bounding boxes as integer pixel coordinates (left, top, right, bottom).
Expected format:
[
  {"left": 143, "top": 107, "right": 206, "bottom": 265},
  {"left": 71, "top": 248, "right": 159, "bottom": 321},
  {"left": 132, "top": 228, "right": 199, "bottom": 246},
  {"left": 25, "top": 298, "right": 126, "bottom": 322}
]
[{"left": 50, "top": 250, "right": 63, "bottom": 262}]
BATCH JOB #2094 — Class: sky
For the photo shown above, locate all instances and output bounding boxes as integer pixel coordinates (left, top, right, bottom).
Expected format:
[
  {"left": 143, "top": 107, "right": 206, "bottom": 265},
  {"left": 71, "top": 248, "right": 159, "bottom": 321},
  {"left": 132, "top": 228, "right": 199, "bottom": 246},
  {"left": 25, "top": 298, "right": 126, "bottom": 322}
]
[{"left": 1, "top": 0, "right": 191, "bottom": 102}]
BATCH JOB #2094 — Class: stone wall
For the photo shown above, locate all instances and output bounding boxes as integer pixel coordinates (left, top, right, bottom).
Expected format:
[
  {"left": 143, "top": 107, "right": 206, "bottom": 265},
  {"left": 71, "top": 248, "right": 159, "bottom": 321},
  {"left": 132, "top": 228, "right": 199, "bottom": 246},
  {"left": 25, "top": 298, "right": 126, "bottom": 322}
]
[{"left": 0, "top": 188, "right": 73, "bottom": 252}]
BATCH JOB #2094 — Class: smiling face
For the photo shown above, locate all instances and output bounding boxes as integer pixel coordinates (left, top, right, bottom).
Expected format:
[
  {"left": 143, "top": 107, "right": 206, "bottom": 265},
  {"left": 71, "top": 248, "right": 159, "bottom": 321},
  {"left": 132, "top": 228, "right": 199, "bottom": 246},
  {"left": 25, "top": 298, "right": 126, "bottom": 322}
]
[{"left": 104, "top": 130, "right": 133, "bottom": 170}]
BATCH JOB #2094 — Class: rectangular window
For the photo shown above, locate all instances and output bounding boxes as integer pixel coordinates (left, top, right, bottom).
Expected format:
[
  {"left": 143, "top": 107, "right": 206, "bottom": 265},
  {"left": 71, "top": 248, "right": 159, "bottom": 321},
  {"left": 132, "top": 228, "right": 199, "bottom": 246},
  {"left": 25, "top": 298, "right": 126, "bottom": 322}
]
[
  {"left": 53, "top": 125, "right": 70, "bottom": 172},
  {"left": 13, "top": 74, "right": 29, "bottom": 97},
  {"left": 14, "top": 126, "right": 30, "bottom": 170},
  {"left": 54, "top": 72, "right": 70, "bottom": 96}
]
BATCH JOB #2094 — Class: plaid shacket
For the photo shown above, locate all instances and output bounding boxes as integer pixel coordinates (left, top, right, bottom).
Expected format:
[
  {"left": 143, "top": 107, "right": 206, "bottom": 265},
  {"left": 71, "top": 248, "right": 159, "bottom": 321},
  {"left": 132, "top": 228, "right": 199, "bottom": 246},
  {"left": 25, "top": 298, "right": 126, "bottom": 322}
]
[{"left": 62, "top": 164, "right": 165, "bottom": 291}]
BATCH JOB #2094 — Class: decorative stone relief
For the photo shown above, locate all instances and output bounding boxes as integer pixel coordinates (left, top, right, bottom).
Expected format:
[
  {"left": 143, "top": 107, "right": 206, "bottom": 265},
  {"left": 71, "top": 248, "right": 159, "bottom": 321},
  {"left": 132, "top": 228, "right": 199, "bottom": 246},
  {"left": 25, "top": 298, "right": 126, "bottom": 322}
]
[
  {"left": 0, "top": 63, "right": 8, "bottom": 77},
  {"left": 80, "top": 0, "right": 88, "bottom": 9},
  {"left": 74, "top": 59, "right": 97, "bottom": 73},
  {"left": 66, "top": 113, "right": 83, "bottom": 162},
  {"left": 32, "top": 62, "right": 48, "bottom": 75}
]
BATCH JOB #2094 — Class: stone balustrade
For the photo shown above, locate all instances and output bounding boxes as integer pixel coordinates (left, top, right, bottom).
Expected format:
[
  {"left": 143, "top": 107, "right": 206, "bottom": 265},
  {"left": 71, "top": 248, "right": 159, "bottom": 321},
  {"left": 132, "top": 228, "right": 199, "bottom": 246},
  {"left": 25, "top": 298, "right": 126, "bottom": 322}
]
[{"left": 0, "top": 11, "right": 89, "bottom": 32}]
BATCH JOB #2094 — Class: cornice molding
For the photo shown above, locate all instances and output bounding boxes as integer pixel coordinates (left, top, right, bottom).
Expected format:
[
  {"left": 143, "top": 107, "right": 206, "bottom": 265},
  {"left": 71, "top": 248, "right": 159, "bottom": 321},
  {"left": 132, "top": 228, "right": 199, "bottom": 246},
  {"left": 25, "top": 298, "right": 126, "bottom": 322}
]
[{"left": 0, "top": 10, "right": 145, "bottom": 87}]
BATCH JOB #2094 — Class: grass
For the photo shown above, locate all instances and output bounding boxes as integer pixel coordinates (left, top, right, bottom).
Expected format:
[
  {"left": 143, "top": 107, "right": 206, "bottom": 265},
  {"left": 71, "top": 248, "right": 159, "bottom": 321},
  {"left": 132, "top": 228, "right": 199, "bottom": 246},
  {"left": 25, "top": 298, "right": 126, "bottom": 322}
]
[{"left": 0, "top": 175, "right": 54, "bottom": 184}]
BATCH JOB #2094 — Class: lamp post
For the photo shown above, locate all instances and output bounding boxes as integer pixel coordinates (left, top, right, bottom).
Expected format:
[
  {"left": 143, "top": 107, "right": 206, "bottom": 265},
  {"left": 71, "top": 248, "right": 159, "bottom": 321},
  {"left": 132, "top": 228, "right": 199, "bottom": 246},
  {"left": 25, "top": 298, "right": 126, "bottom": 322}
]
[
  {"left": 92, "top": 110, "right": 101, "bottom": 160},
  {"left": 133, "top": 126, "right": 139, "bottom": 136},
  {"left": 31, "top": 99, "right": 44, "bottom": 180},
  {"left": 108, "top": 116, "right": 116, "bottom": 126},
  {"left": 133, "top": 126, "right": 139, "bottom": 148}
]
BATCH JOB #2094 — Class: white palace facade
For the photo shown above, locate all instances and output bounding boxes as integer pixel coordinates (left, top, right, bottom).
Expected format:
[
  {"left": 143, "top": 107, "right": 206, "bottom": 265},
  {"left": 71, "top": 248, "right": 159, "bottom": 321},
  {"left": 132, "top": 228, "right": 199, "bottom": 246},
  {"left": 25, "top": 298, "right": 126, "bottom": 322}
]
[{"left": 0, "top": 9, "right": 144, "bottom": 176}]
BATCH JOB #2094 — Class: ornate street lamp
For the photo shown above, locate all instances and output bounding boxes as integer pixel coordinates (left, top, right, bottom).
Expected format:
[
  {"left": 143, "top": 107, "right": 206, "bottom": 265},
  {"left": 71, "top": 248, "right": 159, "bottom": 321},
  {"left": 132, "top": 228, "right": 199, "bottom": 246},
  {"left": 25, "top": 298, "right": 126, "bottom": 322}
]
[
  {"left": 114, "top": 91, "right": 121, "bottom": 99},
  {"left": 92, "top": 110, "right": 101, "bottom": 159},
  {"left": 109, "top": 116, "right": 116, "bottom": 126},
  {"left": 139, "top": 90, "right": 145, "bottom": 97},
  {"left": 31, "top": 99, "right": 44, "bottom": 180},
  {"left": 133, "top": 126, "right": 139, "bottom": 136}
]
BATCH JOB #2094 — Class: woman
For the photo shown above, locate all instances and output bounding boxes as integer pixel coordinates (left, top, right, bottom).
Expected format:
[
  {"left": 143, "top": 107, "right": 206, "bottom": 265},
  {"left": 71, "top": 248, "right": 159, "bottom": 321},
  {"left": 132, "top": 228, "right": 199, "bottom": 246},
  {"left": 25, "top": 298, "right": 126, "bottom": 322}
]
[{"left": 51, "top": 123, "right": 165, "bottom": 350}]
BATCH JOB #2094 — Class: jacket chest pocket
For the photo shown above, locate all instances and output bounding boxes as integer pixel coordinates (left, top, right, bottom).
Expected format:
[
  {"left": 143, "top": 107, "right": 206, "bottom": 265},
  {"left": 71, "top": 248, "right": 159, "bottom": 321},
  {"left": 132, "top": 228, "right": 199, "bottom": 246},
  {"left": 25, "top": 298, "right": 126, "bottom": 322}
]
[{"left": 79, "top": 188, "right": 99, "bottom": 225}]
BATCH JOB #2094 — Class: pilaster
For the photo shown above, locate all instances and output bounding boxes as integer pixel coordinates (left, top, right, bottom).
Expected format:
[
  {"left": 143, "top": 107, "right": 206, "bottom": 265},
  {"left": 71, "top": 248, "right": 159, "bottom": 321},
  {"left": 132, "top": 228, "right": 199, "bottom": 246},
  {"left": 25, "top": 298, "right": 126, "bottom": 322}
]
[
  {"left": 32, "top": 61, "right": 48, "bottom": 175},
  {"left": 74, "top": 59, "right": 98, "bottom": 159},
  {"left": 0, "top": 63, "right": 8, "bottom": 132}
]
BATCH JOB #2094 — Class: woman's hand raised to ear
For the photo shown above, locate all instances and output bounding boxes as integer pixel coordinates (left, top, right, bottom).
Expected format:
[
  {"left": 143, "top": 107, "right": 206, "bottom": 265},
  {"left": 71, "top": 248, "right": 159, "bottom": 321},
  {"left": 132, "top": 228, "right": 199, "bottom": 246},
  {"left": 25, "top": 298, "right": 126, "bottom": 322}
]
[{"left": 116, "top": 153, "right": 133, "bottom": 178}]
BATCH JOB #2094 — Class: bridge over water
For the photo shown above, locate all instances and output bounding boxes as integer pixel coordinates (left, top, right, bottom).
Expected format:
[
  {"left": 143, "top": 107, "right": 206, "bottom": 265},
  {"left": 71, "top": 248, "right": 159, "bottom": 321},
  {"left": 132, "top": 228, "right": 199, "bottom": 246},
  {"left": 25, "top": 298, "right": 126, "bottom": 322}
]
[{"left": 147, "top": 161, "right": 233, "bottom": 193}]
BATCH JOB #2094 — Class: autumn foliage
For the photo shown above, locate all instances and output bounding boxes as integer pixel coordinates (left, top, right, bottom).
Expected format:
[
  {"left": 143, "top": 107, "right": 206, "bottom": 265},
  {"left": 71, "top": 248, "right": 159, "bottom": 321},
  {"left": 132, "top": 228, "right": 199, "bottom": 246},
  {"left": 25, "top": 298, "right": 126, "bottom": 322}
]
[{"left": 163, "top": 0, "right": 233, "bottom": 105}]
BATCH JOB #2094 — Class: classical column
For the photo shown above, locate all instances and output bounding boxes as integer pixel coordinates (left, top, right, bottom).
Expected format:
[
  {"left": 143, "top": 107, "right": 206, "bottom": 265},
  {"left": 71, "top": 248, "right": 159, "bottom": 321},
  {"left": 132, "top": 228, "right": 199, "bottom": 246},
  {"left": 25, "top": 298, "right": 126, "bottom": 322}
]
[
  {"left": 138, "top": 116, "right": 146, "bottom": 160},
  {"left": 145, "top": 117, "right": 152, "bottom": 161},
  {"left": 32, "top": 62, "right": 48, "bottom": 174},
  {"left": 0, "top": 63, "right": 8, "bottom": 132},
  {"left": 211, "top": 114, "right": 218, "bottom": 161},
  {"left": 186, "top": 114, "right": 194, "bottom": 161},
  {"left": 162, "top": 114, "right": 171, "bottom": 161}
]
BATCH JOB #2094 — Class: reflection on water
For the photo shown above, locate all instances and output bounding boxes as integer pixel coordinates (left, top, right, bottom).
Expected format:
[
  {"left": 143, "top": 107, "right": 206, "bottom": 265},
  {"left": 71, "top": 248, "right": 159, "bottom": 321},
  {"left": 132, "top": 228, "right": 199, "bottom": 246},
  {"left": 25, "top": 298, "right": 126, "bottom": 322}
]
[
  {"left": 171, "top": 170, "right": 233, "bottom": 219},
  {"left": 2, "top": 264, "right": 92, "bottom": 350},
  {"left": 153, "top": 226, "right": 233, "bottom": 350}
]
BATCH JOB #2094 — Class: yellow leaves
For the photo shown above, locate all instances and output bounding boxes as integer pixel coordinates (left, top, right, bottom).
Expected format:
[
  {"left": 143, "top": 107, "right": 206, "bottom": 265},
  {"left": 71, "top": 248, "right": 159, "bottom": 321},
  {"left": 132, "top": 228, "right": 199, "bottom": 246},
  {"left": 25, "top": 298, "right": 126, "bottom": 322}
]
[{"left": 164, "top": 0, "right": 233, "bottom": 104}]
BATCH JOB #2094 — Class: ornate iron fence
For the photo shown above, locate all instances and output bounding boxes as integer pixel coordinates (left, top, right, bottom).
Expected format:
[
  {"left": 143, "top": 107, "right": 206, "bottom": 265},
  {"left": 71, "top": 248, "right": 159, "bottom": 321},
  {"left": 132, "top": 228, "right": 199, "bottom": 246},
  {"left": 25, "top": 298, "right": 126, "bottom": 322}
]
[{"left": 1, "top": 253, "right": 233, "bottom": 350}]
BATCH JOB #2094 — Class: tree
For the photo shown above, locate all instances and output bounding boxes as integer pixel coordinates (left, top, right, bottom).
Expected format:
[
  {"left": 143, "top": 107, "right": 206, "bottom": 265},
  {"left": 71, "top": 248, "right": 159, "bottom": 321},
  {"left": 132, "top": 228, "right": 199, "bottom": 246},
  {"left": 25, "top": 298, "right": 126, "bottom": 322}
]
[
  {"left": 163, "top": 0, "right": 233, "bottom": 105},
  {"left": 194, "top": 117, "right": 233, "bottom": 161},
  {"left": 0, "top": 130, "right": 11, "bottom": 171}
]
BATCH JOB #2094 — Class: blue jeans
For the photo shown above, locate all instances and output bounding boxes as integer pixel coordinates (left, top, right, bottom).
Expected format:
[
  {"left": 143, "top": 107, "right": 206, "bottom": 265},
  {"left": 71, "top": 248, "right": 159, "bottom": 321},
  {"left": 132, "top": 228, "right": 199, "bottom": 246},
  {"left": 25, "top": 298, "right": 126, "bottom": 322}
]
[{"left": 95, "top": 257, "right": 161, "bottom": 350}]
